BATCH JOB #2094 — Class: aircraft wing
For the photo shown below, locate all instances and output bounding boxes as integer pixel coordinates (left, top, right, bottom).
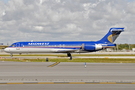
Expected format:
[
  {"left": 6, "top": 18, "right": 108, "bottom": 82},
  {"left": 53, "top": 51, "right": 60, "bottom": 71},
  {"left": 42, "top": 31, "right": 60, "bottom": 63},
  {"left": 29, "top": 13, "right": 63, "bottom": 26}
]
[
  {"left": 54, "top": 46, "right": 82, "bottom": 53},
  {"left": 56, "top": 49, "right": 81, "bottom": 53}
]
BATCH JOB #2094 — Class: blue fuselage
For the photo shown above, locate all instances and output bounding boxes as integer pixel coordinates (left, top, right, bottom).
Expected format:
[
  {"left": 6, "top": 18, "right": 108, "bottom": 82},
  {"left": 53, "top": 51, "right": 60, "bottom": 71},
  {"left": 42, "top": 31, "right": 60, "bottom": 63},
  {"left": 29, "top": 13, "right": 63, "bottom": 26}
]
[{"left": 4, "top": 41, "right": 115, "bottom": 53}]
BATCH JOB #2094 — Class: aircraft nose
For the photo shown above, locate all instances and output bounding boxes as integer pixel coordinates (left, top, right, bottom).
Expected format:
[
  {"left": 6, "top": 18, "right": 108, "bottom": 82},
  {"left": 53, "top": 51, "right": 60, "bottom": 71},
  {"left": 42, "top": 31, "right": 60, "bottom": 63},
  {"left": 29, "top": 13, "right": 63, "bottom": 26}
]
[{"left": 4, "top": 48, "right": 9, "bottom": 52}]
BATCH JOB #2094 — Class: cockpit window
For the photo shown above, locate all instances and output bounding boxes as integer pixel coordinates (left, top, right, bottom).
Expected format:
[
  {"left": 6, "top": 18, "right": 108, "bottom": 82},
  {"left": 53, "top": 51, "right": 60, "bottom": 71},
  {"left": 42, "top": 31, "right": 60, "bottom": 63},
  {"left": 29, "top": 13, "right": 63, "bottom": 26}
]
[{"left": 11, "top": 44, "right": 15, "bottom": 47}]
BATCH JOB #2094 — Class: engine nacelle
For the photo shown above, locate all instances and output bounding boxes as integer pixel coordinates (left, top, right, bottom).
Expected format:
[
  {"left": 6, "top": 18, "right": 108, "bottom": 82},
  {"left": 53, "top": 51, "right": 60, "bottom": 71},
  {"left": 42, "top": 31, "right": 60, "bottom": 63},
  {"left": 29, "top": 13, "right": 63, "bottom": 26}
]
[
  {"left": 83, "top": 44, "right": 102, "bottom": 51},
  {"left": 95, "top": 44, "right": 102, "bottom": 50}
]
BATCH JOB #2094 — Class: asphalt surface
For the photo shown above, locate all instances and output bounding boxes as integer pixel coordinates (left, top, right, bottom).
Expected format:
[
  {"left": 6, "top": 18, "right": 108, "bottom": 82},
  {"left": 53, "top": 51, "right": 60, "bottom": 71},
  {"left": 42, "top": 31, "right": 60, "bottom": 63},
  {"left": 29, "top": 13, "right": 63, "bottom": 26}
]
[
  {"left": 0, "top": 62, "right": 135, "bottom": 90},
  {"left": 1, "top": 84, "right": 135, "bottom": 90}
]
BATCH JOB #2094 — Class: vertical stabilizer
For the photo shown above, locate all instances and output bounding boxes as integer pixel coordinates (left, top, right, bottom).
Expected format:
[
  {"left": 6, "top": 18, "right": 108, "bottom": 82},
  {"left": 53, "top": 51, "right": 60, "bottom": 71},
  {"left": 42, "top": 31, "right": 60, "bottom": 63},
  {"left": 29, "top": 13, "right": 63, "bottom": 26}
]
[{"left": 99, "top": 28, "right": 124, "bottom": 43}]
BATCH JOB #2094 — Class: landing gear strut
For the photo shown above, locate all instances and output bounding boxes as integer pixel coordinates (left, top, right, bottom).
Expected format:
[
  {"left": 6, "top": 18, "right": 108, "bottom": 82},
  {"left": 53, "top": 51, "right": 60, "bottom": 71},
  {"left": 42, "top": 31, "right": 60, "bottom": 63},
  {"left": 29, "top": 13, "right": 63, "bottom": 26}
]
[
  {"left": 67, "top": 53, "right": 72, "bottom": 60},
  {"left": 10, "top": 53, "right": 13, "bottom": 57}
]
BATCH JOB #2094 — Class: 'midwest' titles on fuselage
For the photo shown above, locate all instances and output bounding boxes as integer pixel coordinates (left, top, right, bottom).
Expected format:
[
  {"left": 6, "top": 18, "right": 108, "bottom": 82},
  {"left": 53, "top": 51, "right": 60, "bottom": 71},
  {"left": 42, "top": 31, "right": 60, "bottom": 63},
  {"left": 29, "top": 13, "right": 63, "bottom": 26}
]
[{"left": 28, "top": 42, "right": 50, "bottom": 46}]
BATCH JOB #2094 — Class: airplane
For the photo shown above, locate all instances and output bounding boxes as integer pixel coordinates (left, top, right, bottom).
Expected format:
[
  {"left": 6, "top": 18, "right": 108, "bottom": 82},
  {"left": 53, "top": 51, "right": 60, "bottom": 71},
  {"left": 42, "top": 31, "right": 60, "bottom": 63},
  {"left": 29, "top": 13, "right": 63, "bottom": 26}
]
[{"left": 4, "top": 27, "right": 124, "bottom": 59}]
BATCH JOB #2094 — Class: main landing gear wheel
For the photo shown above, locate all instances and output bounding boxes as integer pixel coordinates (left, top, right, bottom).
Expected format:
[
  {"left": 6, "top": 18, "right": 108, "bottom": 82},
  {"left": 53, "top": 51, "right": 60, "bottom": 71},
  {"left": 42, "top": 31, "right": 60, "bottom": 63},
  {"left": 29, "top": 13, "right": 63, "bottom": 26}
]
[{"left": 67, "top": 53, "right": 72, "bottom": 60}]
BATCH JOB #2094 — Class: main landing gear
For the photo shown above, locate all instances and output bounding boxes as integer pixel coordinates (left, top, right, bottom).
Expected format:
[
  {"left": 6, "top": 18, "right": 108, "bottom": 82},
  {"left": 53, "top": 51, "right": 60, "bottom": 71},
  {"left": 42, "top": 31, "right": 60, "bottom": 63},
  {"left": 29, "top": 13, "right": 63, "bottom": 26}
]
[{"left": 67, "top": 53, "right": 72, "bottom": 60}]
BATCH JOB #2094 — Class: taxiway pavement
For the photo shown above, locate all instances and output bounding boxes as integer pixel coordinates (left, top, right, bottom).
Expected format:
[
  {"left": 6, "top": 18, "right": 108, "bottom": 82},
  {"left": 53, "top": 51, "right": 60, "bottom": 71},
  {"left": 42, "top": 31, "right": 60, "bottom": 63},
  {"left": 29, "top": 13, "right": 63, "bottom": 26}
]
[{"left": 0, "top": 62, "right": 135, "bottom": 90}]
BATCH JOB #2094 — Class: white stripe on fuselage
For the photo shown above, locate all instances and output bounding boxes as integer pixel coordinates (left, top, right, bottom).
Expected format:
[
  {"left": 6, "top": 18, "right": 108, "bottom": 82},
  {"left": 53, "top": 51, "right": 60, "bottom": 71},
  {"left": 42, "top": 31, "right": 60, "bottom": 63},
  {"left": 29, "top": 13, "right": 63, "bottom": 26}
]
[{"left": 4, "top": 47, "right": 79, "bottom": 53}]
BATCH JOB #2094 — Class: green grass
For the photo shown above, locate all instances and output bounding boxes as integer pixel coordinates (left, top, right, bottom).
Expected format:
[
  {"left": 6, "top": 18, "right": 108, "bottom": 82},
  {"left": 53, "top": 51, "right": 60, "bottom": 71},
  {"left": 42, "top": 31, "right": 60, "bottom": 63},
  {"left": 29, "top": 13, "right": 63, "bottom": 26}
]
[
  {"left": 49, "top": 58, "right": 135, "bottom": 63},
  {"left": 1, "top": 58, "right": 135, "bottom": 63}
]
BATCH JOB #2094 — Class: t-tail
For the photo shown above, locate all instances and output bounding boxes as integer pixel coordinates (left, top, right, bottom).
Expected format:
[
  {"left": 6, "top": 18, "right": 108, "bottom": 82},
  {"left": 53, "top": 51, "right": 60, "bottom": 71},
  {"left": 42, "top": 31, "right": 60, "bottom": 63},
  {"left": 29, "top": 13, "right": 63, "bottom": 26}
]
[{"left": 99, "top": 28, "right": 124, "bottom": 44}]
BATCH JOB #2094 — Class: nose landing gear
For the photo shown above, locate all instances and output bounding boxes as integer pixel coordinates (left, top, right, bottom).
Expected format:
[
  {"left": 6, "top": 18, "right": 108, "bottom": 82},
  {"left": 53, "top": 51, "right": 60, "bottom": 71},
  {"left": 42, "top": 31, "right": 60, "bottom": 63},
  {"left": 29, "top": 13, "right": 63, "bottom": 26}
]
[{"left": 10, "top": 53, "right": 13, "bottom": 57}]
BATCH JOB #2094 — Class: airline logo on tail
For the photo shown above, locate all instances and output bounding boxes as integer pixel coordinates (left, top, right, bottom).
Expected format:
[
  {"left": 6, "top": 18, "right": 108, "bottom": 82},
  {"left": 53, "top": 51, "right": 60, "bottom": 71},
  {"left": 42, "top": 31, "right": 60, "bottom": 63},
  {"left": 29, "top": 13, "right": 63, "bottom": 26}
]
[{"left": 108, "top": 34, "right": 116, "bottom": 43}]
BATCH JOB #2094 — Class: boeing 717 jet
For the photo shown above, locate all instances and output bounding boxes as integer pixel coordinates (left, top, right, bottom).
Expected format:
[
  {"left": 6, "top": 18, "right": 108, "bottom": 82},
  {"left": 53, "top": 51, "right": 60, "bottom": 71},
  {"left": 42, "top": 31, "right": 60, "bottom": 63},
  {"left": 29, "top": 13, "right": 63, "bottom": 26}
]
[{"left": 4, "top": 28, "right": 124, "bottom": 59}]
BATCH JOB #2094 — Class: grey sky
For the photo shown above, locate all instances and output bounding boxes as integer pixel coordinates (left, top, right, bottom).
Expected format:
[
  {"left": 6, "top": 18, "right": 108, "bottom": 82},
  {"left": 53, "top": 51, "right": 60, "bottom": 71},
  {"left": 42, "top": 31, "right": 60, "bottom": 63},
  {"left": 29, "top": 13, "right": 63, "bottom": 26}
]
[{"left": 0, "top": 0, "right": 135, "bottom": 45}]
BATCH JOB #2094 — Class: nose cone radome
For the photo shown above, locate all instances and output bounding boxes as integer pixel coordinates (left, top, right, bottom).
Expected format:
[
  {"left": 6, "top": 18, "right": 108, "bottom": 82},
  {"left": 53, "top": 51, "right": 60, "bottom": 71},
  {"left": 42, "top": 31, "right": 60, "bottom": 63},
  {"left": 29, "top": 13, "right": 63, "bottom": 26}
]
[{"left": 4, "top": 48, "right": 9, "bottom": 53}]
